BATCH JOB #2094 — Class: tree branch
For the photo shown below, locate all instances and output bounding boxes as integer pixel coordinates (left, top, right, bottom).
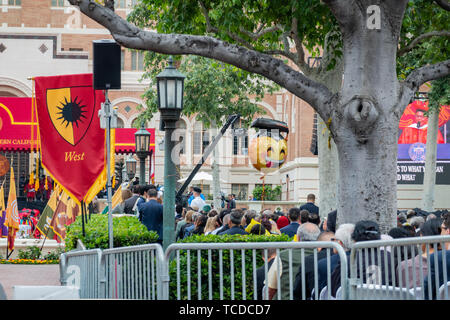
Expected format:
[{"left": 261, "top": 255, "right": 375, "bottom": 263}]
[
  {"left": 68, "top": 0, "right": 335, "bottom": 119},
  {"left": 435, "top": 0, "right": 450, "bottom": 11},
  {"left": 398, "top": 31, "right": 450, "bottom": 56},
  {"left": 403, "top": 59, "right": 450, "bottom": 93}
]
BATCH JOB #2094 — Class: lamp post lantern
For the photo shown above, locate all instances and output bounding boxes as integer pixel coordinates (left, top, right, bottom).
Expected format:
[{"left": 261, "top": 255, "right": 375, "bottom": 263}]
[
  {"left": 156, "top": 56, "right": 186, "bottom": 250},
  {"left": 135, "top": 123, "right": 151, "bottom": 186},
  {"left": 125, "top": 155, "right": 137, "bottom": 182}
]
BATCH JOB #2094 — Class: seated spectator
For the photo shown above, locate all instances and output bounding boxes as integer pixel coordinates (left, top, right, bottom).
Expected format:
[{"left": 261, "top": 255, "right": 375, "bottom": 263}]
[
  {"left": 276, "top": 215, "right": 289, "bottom": 230},
  {"left": 242, "top": 210, "right": 257, "bottom": 229},
  {"left": 424, "top": 212, "right": 450, "bottom": 300},
  {"left": 407, "top": 209, "right": 417, "bottom": 221},
  {"left": 204, "top": 216, "right": 220, "bottom": 235},
  {"left": 218, "top": 210, "right": 248, "bottom": 235},
  {"left": 410, "top": 216, "right": 425, "bottom": 234},
  {"left": 201, "top": 204, "right": 212, "bottom": 215},
  {"left": 397, "top": 212, "right": 407, "bottom": 227},
  {"left": 175, "top": 204, "right": 184, "bottom": 222},
  {"left": 293, "top": 231, "right": 335, "bottom": 300},
  {"left": 308, "top": 212, "right": 321, "bottom": 226},
  {"left": 426, "top": 213, "right": 437, "bottom": 221},
  {"left": 317, "top": 223, "right": 354, "bottom": 292},
  {"left": 280, "top": 207, "right": 301, "bottom": 237},
  {"left": 250, "top": 224, "right": 267, "bottom": 235},
  {"left": 211, "top": 212, "right": 231, "bottom": 235},
  {"left": 397, "top": 218, "right": 442, "bottom": 289},
  {"left": 177, "top": 210, "right": 195, "bottom": 240},
  {"left": 208, "top": 209, "right": 219, "bottom": 218},
  {"left": 192, "top": 214, "right": 208, "bottom": 235},
  {"left": 323, "top": 210, "right": 337, "bottom": 233},
  {"left": 184, "top": 212, "right": 200, "bottom": 237},
  {"left": 256, "top": 249, "right": 277, "bottom": 300},
  {"left": 261, "top": 216, "right": 280, "bottom": 235},
  {"left": 266, "top": 223, "right": 321, "bottom": 300},
  {"left": 330, "top": 220, "right": 393, "bottom": 297}
]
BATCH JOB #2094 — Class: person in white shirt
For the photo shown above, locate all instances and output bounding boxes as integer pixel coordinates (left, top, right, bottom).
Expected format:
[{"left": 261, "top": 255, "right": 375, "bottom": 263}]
[{"left": 190, "top": 187, "right": 206, "bottom": 211}]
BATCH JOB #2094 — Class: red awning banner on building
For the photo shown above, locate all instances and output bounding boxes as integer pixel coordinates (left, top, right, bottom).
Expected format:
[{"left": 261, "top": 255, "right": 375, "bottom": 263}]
[
  {"left": 0, "top": 97, "right": 39, "bottom": 152},
  {"left": 114, "top": 128, "right": 155, "bottom": 154},
  {"left": 0, "top": 97, "right": 155, "bottom": 155}
]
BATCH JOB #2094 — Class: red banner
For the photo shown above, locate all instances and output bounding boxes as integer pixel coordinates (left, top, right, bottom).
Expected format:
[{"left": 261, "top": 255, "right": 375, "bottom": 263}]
[
  {"left": 34, "top": 74, "right": 107, "bottom": 204},
  {"left": 0, "top": 97, "right": 38, "bottom": 152}
]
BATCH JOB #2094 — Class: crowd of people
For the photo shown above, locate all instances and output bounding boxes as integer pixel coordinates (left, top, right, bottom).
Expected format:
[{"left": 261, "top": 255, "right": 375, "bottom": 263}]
[{"left": 111, "top": 184, "right": 450, "bottom": 300}]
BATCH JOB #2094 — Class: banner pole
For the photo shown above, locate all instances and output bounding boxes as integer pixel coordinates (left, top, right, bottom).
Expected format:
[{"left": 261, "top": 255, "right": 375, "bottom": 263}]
[
  {"left": 105, "top": 89, "right": 113, "bottom": 249},
  {"left": 81, "top": 200, "right": 86, "bottom": 237}
]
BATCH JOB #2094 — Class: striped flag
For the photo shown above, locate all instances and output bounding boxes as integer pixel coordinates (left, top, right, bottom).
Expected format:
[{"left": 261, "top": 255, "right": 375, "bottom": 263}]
[
  {"left": 5, "top": 167, "right": 19, "bottom": 251},
  {"left": 0, "top": 184, "right": 7, "bottom": 237},
  {"left": 36, "top": 186, "right": 59, "bottom": 239}
]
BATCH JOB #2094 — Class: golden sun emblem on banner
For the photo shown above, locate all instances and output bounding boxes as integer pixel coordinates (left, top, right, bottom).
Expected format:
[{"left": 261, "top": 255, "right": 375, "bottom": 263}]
[{"left": 46, "top": 87, "right": 92, "bottom": 146}]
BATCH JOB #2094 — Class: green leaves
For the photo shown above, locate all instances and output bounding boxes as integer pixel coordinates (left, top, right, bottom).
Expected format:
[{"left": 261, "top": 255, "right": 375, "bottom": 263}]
[
  {"left": 65, "top": 214, "right": 159, "bottom": 251},
  {"left": 136, "top": 53, "right": 276, "bottom": 127},
  {"left": 252, "top": 184, "right": 282, "bottom": 201},
  {"left": 397, "top": 0, "right": 450, "bottom": 80},
  {"left": 169, "top": 232, "right": 292, "bottom": 299}
]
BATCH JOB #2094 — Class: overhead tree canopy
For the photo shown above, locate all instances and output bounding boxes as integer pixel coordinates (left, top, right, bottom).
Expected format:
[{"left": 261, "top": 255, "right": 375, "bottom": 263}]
[{"left": 70, "top": 0, "right": 450, "bottom": 231}]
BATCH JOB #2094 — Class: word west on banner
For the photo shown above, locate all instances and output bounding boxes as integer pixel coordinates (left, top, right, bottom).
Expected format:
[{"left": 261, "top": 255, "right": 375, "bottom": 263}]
[
  {"left": 5, "top": 167, "right": 19, "bottom": 251},
  {"left": 34, "top": 73, "right": 113, "bottom": 205}
]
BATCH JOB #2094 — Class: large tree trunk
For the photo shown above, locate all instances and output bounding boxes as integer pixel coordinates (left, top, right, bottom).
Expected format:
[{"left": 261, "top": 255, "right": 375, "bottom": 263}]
[
  {"left": 328, "top": 0, "right": 408, "bottom": 233},
  {"left": 421, "top": 109, "right": 440, "bottom": 211}
]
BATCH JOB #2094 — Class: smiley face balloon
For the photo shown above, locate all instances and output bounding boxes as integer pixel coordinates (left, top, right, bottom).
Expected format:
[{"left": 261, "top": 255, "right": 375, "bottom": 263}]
[{"left": 248, "top": 118, "right": 289, "bottom": 174}]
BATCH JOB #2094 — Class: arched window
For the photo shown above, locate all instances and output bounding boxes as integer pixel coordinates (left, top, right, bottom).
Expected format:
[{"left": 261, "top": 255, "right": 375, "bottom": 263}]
[
  {"left": 117, "top": 117, "right": 125, "bottom": 128},
  {"left": 232, "top": 119, "right": 248, "bottom": 155},
  {"left": 193, "top": 121, "right": 209, "bottom": 155}
]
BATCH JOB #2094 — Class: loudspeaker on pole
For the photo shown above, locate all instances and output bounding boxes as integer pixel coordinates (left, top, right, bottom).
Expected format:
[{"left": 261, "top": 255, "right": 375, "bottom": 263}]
[{"left": 93, "top": 39, "right": 121, "bottom": 90}]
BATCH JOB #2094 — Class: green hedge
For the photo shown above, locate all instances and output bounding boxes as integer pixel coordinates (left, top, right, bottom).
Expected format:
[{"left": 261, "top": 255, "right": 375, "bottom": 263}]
[
  {"left": 65, "top": 214, "right": 159, "bottom": 251},
  {"left": 170, "top": 233, "right": 292, "bottom": 300}
]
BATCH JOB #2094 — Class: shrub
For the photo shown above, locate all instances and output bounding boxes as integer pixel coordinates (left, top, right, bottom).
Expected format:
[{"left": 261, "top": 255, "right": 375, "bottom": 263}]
[
  {"left": 169, "top": 233, "right": 292, "bottom": 300},
  {"left": 252, "top": 185, "right": 282, "bottom": 201},
  {"left": 18, "top": 246, "right": 42, "bottom": 260},
  {"left": 65, "top": 214, "right": 159, "bottom": 251}
]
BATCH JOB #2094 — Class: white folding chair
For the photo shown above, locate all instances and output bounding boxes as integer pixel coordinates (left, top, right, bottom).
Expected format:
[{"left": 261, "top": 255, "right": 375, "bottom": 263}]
[{"left": 438, "top": 281, "right": 450, "bottom": 300}]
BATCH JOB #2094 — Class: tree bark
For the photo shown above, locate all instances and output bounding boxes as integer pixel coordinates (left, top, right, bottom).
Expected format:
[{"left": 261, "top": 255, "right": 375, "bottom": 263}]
[
  {"left": 421, "top": 109, "right": 440, "bottom": 211},
  {"left": 211, "top": 127, "right": 222, "bottom": 210}
]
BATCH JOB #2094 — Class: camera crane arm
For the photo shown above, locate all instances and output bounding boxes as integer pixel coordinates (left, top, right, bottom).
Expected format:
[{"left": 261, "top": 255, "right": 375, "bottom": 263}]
[{"left": 176, "top": 114, "right": 241, "bottom": 204}]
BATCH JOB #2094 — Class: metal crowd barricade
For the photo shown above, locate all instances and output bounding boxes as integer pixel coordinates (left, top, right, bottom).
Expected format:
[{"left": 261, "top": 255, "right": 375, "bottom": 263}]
[
  {"left": 59, "top": 248, "right": 102, "bottom": 299},
  {"left": 348, "top": 235, "right": 450, "bottom": 300},
  {"left": 99, "top": 244, "right": 167, "bottom": 300},
  {"left": 164, "top": 241, "right": 349, "bottom": 300}
]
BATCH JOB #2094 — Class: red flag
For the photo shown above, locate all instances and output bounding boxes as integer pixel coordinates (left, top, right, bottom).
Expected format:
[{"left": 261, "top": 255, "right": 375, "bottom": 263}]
[
  {"left": 34, "top": 74, "right": 108, "bottom": 205},
  {"left": 5, "top": 167, "right": 19, "bottom": 251}
]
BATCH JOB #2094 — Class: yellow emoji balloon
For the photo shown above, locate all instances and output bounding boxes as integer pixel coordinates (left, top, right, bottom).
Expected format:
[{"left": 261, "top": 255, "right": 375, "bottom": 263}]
[{"left": 248, "top": 118, "right": 289, "bottom": 174}]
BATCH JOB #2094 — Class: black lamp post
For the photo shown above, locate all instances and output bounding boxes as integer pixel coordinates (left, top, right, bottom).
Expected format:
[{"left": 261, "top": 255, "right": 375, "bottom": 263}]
[
  {"left": 156, "top": 56, "right": 186, "bottom": 250},
  {"left": 135, "top": 123, "right": 151, "bottom": 186},
  {"left": 125, "top": 155, "right": 137, "bottom": 181}
]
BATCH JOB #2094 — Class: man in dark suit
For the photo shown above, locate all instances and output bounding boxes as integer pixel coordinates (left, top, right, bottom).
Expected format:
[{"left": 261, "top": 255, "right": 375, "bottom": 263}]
[
  {"left": 138, "top": 188, "right": 163, "bottom": 244},
  {"left": 424, "top": 212, "right": 450, "bottom": 299},
  {"left": 280, "top": 207, "right": 303, "bottom": 237},
  {"left": 218, "top": 209, "right": 248, "bottom": 235},
  {"left": 299, "top": 193, "right": 319, "bottom": 215}
]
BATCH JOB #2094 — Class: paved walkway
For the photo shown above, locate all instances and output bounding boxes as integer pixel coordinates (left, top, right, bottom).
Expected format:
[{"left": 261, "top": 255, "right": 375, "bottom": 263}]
[{"left": 0, "top": 264, "right": 60, "bottom": 300}]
